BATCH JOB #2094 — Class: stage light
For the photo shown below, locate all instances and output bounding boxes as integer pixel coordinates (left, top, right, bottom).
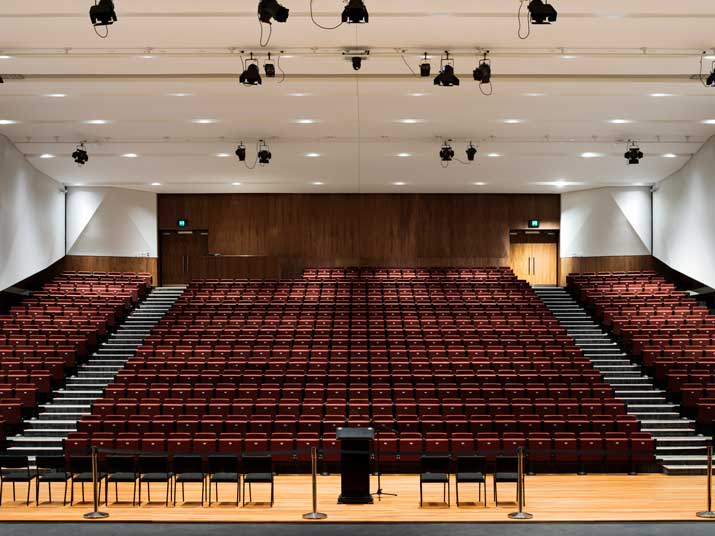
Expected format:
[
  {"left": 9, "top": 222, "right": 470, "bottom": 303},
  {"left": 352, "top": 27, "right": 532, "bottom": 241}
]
[
  {"left": 235, "top": 143, "right": 247, "bottom": 162},
  {"left": 258, "top": 140, "right": 272, "bottom": 165},
  {"left": 352, "top": 56, "right": 363, "bottom": 71},
  {"left": 440, "top": 141, "right": 455, "bottom": 162},
  {"left": 420, "top": 53, "right": 431, "bottom": 77},
  {"left": 258, "top": 0, "right": 289, "bottom": 23},
  {"left": 240, "top": 61, "right": 262, "bottom": 86},
  {"left": 434, "top": 64, "right": 460, "bottom": 87},
  {"left": 89, "top": 0, "right": 117, "bottom": 27},
  {"left": 72, "top": 142, "right": 89, "bottom": 166},
  {"left": 707, "top": 68, "right": 715, "bottom": 87},
  {"left": 473, "top": 54, "right": 492, "bottom": 84},
  {"left": 264, "top": 62, "right": 276, "bottom": 78},
  {"left": 466, "top": 143, "right": 478, "bottom": 162},
  {"left": 342, "top": 0, "right": 369, "bottom": 24},
  {"left": 624, "top": 142, "right": 643, "bottom": 165},
  {"left": 528, "top": 0, "right": 558, "bottom": 24}
]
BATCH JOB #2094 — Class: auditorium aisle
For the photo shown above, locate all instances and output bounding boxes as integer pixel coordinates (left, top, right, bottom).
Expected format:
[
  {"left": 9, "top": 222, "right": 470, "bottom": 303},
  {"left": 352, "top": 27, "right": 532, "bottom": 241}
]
[{"left": 5, "top": 287, "right": 185, "bottom": 457}]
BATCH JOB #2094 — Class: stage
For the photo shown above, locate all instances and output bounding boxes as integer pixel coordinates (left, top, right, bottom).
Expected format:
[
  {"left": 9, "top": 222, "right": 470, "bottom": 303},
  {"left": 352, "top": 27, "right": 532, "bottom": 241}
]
[{"left": 0, "top": 473, "right": 712, "bottom": 523}]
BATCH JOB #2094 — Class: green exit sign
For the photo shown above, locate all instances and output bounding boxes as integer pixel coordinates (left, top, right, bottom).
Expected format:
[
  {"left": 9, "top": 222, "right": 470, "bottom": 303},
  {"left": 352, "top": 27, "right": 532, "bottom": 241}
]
[
  {"left": 528, "top": 219, "right": 540, "bottom": 228},
  {"left": 177, "top": 219, "right": 188, "bottom": 228}
]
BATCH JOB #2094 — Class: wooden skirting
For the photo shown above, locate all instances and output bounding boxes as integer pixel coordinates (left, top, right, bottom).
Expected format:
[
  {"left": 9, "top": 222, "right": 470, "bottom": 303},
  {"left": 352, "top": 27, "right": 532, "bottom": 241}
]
[
  {"left": 62, "top": 256, "right": 159, "bottom": 287},
  {"left": 559, "top": 256, "right": 655, "bottom": 286},
  {"left": 0, "top": 474, "right": 711, "bottom": 522}
]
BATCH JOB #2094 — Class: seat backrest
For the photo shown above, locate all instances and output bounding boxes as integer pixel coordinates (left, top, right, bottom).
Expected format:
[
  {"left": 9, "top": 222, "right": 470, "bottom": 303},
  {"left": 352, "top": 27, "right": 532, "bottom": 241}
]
[
  {"left": 69, "top": 455, "right": 92, "bottom": 473},
  {"left": 0, "top": 455, "right": 29, "bottom": 470},
  {"left": 208, "top": 454, "right": 239, "bottom": 474},
  {"left": 242, "top": 455, "right": 272, "bottom": 474},
  {"left": 495, "top": 455, "right": 518, "bottom": 473},
  {"left": 138, "top": 455, "right": 169, "bottom": 473},
  {"left": 173, "top": 454, "right": 204, "bottom": 474},
  {"left": 105, "top": 455, "right": 136, "bottom": 474},
  {"left": 36, "top": 455, "right": 66, "bottom": 472},
  {"left": 421, "top": 455, "right": 450, "bottom": 474},
  {"left": 457, "top": 455, "right": 486, "bottom": 475}
]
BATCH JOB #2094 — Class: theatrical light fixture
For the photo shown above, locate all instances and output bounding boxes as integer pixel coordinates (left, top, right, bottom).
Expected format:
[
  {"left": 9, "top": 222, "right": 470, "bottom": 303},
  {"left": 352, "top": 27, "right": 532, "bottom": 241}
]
[
  {"left": 240, "top": 55, "right": 262, "bottom": 86},
  {"left": 624, "top": 141, "right": 644, "bottom": 165},
  {"left": 352, "top": 56, "right": 363, "bottom": 71},
  {"left": 528, "top": 0, "right": 558, "bottom": 24},
  {"left": 707, "top": 68, "right": 715, "bottom": 87},
  {"left": 72, "top": 142, "right": 89, "bottom": 166},
  {"left": 235, "top": 142, "right": 247, "bottom": 162},
  {"left": 439, "top": 141, "right": 455, "bottom": 162},
  {"left": 420, "top": 53, "right": 431, "bottom": 77},
  {"left": 257, "top": 140, "right": 272, "bottom": 165},
  {"left": 342, "top": 0, "right": 369, "bottom": 24},
  {"left": 89, "top": 0, "right": 117, "bottom": 27},
  {"left": 264, "top": 53, "right": 276, "bottom": 78},
  {"left": 466, "top": 142, "right": 478, "bottom": 162},
  {"left": 258, "top": 0, "right": 289, "bottom": 23},
  {"left": 434, "top": 62, "right": 460, "bottom": 87},
  {"left": 473, "top": 53, "right": 492, "bottom": 84}
]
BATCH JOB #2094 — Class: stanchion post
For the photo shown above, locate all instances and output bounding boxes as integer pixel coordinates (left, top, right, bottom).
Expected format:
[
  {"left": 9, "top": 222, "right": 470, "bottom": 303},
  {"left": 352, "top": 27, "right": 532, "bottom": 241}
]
[
  {"left": 508, "top": 447, "right": 533, "bottom": 520},
  {"left": 303, "top": 447, "right": 327, "bottom": 520},
  {"left": 83, "top": 446, "right": 109, "bottom": 519},
  {"left": 697, "top": 445, "right": 715, "bottom": 519}
]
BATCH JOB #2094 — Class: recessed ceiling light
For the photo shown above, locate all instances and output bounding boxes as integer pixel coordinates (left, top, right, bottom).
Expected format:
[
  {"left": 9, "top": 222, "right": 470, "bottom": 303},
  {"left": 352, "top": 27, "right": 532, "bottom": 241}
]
[
  {"left": 0, "top": 120, "right": 18, "bottom": 125},
  {"left": 537, "top": 180, "right": 583, "bottom": 188},
  {"left": 487, "top": 153, "right": 501, "bottom": 158},
  {"left": 608, "top": 119, "right": 632, "bottom": 124},
  {"left": 150, "top": 182, "right": 162, "bottom": 186},
  {"left": 168, "top": 92, "right": 193, "bottom": 97},
  {"left": 393, "top": 181, "right": 406, "bottom": 186},
  {"left": 85, "top": 119, "right": 109, "bottom": 125},
  {"left": 662, "top": 153, "right": 677, "bottom": 158},
  {"left": 0, "top": 55, "right": 12, "bottom": 60},
  {"left": 121, "top": 153, "right": 139, "bottom": 158},
  {"left": 702, "top": 119, "right": 715, "bottom": 124},
  {"left": 397, "top": 153, "right": 411, "bottom": 158},
  {"left": 649, "top": 93, "right": 674, "bottom": 97},
  {"left": 553, "top": 181, "right": 569, "bottom": 188},
  {"left": 140, "top": 55, "right": 155, "bottom": 59},
  {"left": 74, "top": 183, "right": 84, "bottom": 187},
  {"left": 232, "top": 182, "right": 242, "bottom": 186},
  {"left": 633, "top": 182, "right": 645, "bottom": 186},
  {"left": 397, "top": 119, "right": 422, "bottom": 124},
  {"left": 39, "top": 154, "right": 55, "bottom": 159},
  {"left": 524, "top": 92, "right": 545, "bottom": 97},
  {"left": 288, "top": 92, "right": 311, "bottom": 97},
  {"left": 305, "top": 152, "right": 321, "bottom": 158},
  {"left": 580, "top": 152, "right": 603, "bottom": 158},
  {"left": 408, "top": 92, "right": 428, "bottom": 97},
  {"left": 473, "top": 182, "right": 486, "bottom": 186},
  {"left": 560, "top": 55, "right": 578, "bottom": 60},
  {"left": 45, "top": 93, "right": 67, "bottom": 98},
  {"left": 312, "top": 181, "right": 324, "bottom": 186},
  {"left": 216, "top": 153, "right": 231, "bottom": 158},
  {"left": 295, "top": 119, "right": 317, "bottom": 124},
  {"left": 281, "top": 55, "right": 295, "bottom": 59},
  {"left": 192, "top": 118, "right": 217, "bottom": 124},
  {"left": 503, "top": 119, "right": 523, "bottom": 124}
]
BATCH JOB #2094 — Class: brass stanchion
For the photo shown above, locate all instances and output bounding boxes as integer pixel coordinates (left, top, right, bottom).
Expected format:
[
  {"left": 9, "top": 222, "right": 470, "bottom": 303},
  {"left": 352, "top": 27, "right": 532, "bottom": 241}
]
[
  {"left": 303, "top": 447, "right": 328, "bottom": 520},
  {"left": 508, "top": 447, "right": 533, "bottom": 520},
  {"left": 83, "top": 446, "right": 109, "bottom": 519},
  {"left": 697, "top": 445, "right": 715, "bottom": 519}
]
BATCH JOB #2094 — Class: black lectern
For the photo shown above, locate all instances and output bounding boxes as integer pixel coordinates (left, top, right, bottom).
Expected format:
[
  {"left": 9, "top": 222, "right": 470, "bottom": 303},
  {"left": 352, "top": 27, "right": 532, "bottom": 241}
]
[{"left": 336, "top": 427, "right": 374, "bottom": 504}]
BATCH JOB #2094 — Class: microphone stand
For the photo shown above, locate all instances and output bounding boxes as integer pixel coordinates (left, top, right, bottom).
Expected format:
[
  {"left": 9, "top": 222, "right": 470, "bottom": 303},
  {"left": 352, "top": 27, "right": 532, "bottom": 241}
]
[{"left": 371, "top": 421, "right": 399, "bottom": 500}]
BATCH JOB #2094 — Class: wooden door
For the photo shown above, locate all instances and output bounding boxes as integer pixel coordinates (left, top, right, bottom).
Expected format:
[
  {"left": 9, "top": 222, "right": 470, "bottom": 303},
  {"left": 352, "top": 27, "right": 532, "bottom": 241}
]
[
  {"left": 160, "top": 231, "right": 209, "bottom": 285},
  {"left": 509, "top": 242, "right": 533, "bottom": 282},
  {"left": 509, "top": 241, "right": 558, "bottom": 285}
]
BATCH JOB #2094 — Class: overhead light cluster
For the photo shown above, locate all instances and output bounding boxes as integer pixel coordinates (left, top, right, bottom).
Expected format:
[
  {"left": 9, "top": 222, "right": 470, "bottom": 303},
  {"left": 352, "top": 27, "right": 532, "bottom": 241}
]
[
  {"left": 72, "top": 142, "right": 89, "bottom": 166},
  {"left": 419, "top": 51, "right": 493, "bottom": 93},
  {"left": 235, "top": 140, "right": 273, "bottom": 168},
  {"left": 624, "top": 141, "right": 644, "bottom": 165},
  {"left": 433, "top": 53, "right": 460, "bottom": 87},
  {"left": 239, "top": 52, "right": 284, "bottom": 85},
  {"left": 439, "top": 140, "right": 479, "bottom": 166}
]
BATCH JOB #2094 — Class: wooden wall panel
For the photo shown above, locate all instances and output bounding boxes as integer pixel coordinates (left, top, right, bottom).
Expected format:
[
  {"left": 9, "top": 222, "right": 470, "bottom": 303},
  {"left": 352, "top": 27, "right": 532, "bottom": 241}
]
[
  {"left": 62, "top": 256, "right": 159, "bottom": 286},
  {"left": 559, "top": 255, "right": 655, "bottom": 286},
  {"left": 159, "top": 194, "right": 561, "bottom": 279}
]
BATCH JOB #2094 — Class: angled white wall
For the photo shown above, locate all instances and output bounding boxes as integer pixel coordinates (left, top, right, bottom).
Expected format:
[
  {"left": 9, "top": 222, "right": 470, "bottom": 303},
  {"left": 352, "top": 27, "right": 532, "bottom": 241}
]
[
  {"left": 0, "top": 135, "right": 65, "bottom": 291},
  {"left": 66, "top": 187, "right": 157, "bottom": 258},
  {"left": 560, "top": 187, "right": 652, "bottom": 258},
  {"left": 653, "top": 137, "right": 715, "bottom": 289}
]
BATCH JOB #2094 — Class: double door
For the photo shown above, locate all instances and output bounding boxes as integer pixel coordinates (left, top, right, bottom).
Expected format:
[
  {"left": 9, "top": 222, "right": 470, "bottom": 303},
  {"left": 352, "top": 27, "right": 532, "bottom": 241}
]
[
  {"left": 510, "top": 241, "right": 558, "bottom": 285},
  {"left": 160, "top": 231, "right": 208, "bottom": 285}
]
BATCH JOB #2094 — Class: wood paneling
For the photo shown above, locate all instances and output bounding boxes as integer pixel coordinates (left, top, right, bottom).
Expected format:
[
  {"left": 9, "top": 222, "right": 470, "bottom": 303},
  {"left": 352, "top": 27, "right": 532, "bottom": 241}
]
[
  {"left": 559, "top": 255, "right": 655, "bottom": 286},
  {"left": 0, "top": 474, "right": 708, "bottom": 522},
  {"left": 62, "top": 255, "right": 159, "bottom": 286},
  {"left": 158, "top": 194, "right": 560, "bottom": 279}
]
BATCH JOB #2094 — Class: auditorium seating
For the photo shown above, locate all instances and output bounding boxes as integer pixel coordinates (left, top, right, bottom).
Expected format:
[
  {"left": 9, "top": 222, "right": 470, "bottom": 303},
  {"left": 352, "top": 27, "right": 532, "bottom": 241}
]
[
  {"left": 0, "top": 272, "right": 152, "bottom": 434},
  {"left": 568, "top": 271, "right": 715, "bottom": 431},
  {"left": 71, "top": 268, "right": 655, "bottom": 472}
]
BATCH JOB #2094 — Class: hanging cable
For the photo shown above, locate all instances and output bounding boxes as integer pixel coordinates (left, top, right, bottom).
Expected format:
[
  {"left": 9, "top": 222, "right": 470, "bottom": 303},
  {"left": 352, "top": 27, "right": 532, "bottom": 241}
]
[
  {"left": 276, "top": 54, "right": 286, "bottom": 83},
  {"left": 517, "top": 0, "right": 531, "bottom": 40},
  {"left": 93, "top": 25, "right": 110, "bottom": 39},
  {"left": 310, "top": 0, "right": 345, "bottom": 30},
  {"left": 259, "top": 21, "right": 273, "bottom": 47},
  {"left": 400, "top": 54, "right": 419, "bottom": 77},
  {"left": 243, "top": 140, "right": 261, "bottom": 170}
]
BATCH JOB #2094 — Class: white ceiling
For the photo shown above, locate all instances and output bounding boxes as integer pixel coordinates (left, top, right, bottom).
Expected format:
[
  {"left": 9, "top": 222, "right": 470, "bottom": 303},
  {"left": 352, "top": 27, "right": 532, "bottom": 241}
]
[{"left": 2, "top": 0, "right": 715, "bottom": 193}]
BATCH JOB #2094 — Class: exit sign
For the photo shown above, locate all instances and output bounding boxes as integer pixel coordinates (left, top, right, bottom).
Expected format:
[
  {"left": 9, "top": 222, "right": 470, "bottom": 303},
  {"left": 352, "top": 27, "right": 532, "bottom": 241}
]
[
  {"left": 177, "top": 219, "right": 188, "bottom": 228},
  {"left": 528, "top": 219, "right": 540, "bottom": 228}
]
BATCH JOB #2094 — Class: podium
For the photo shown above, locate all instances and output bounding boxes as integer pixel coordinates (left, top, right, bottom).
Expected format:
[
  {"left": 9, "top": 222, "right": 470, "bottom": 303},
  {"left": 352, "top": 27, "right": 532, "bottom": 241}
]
[{"left": 336, "top": 427, "right": 374, "bottom": 504}]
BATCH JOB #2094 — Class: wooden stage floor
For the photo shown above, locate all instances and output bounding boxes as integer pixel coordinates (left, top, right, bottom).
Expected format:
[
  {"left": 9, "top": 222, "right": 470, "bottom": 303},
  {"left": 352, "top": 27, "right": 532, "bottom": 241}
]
[{"left": 0, "top": 474, "right": 713, "bottom": 523}]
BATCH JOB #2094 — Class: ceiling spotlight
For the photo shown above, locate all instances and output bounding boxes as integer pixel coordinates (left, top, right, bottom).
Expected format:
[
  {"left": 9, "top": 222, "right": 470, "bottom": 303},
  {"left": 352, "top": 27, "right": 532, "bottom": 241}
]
[
  {"left": 528, "top": 0, "right": 558, "bottom": 24},
  {"left": 258, "top": 0, "right": 289, "bottom": 23},
  {"left": 240, "top": 61, "right": 262, "bottom": 86},
  {"left": 420, "top": 53, "right": 431, "bottom": 77},
  {"left": 258, "top": 140, "right": 272, "bottom": 165},
  {"left": 342, "top": 0, "right": 369, "bottom": 24},
  {"left": 72, "top": 142, "right": 89, "bottom": 166},
  {"left": 624, "top": 141, "right": 644, "bottom": 165},
  {"left": 466, "top": 142, "right": 478, "bottom": 162},
  {"left": 89, "top": 0, "right": 117, "bottom": 27},
  {"left": 352, "top": 56, "right": 363, "bottom": 71},
  {"left": 264, "top": 62, "right": 276, "bottom": 78},
  {"left": 235, "top": 142, "right": 247, "bottom": 162},
  {"left": 473, "top": 53, "right": 492, "bottom": 84},
  {"left": 440, "top": 141, "right": 455, "bottom": 162},
  {"left": 434, "top": 61, "right": 460, "bottom": 87}
]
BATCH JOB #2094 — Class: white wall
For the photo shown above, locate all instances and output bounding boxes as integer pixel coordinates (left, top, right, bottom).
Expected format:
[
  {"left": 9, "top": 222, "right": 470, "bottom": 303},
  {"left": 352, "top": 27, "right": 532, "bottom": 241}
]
[
  {"left": 66, "top": 187, "right": 158, "bottom": 258},
  {"left": 653, "top": 137, "right": 715, "bottom": 289},
  {"left": 560, "top": 187, "right": 652, "bottom": 258},
  {"left": 0, "top": 135, "right": 65, "bottom": 291}
]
